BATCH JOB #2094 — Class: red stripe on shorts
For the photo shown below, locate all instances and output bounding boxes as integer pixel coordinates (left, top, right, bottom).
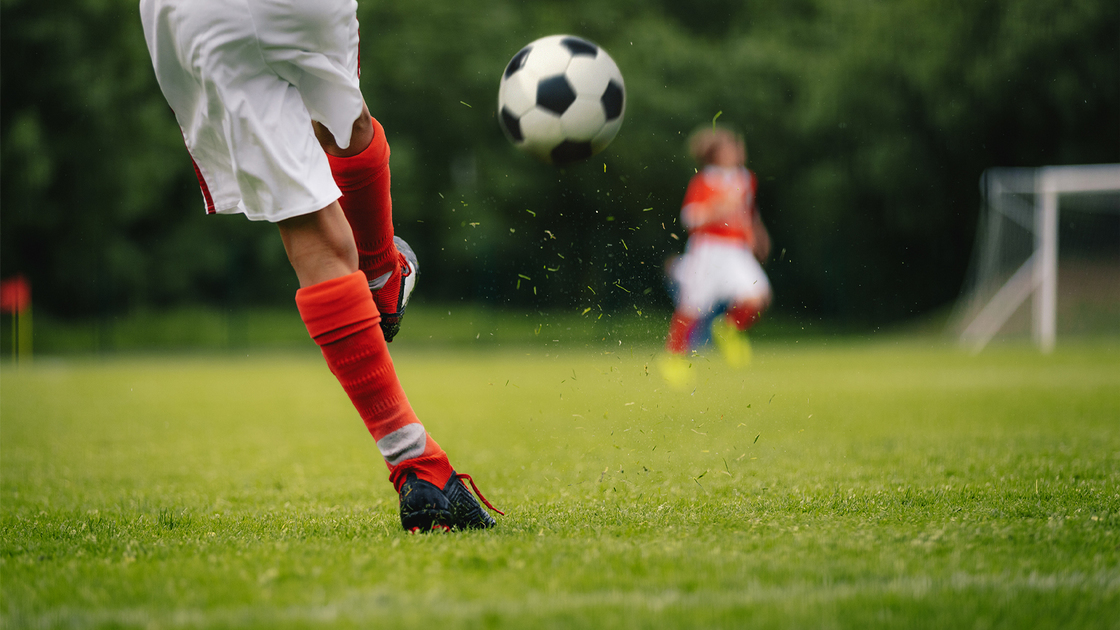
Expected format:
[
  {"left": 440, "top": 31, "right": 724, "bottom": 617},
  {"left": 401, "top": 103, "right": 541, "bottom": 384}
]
[
  {"left": 190, "top": 155, "right": 217, "bottom": 214},
  {"left": 173, "top": 114, "right": 217, "bottom": 214}
]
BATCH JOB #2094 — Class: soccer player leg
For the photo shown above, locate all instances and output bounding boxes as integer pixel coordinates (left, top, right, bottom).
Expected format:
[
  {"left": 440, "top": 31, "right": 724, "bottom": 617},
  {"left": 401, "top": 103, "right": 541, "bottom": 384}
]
[
  {"left": 317, "top": 112, "right": 415, "bottom": 342},
  {"left": 265, "top": 0, "right": 410, "bottom": 340},
  {"left": 659, "top": 310, "right": 701, "bottom": 389},
  {"left": 712, "top": 312, "right": 753, "bottom": 368},
  {"left": 716, "top": 250, "right": 772, "bottom": 367},
  {"left": 726, "top": 299, "right": 766, "bottom": 332},
  {"left": 665, "top": 248, "right": 704, "bottom": 355},
  {"left": 725, "top": 250, "right": 772, "bottom": 332},
  {"left": 665, "top": 311, "right": 700, "bottom": 355},
  {"left": 282, "top": 207, "right": 456, "bottom": 531},
  {"left": 660, "top": 250, "right": 713, "bottom": 387}
]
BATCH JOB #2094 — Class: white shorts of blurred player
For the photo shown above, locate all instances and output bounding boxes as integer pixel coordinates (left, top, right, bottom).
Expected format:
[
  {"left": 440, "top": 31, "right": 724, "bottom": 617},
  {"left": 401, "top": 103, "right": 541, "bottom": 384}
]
[
  {"left": 671, "top": 236, "right": 772, "bottom": 317},
  {"left": 140, "top": 0, "right": 364, "bottom": 222}
]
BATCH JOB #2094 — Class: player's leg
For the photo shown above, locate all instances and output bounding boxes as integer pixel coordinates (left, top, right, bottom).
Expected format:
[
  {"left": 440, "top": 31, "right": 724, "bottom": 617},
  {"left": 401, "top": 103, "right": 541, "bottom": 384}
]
[
  {"left": 313, "top": 105, "right": 414, "bottom": 342},
  {"left": 279, "top": 203, "right": 449, "bottom": 532},
  {"left": 712, "top": 302, "right": 759, "bottom": 368},
  {"left": 659, "top": 309, "right": 699, "bottom": 389},
  {"left": 665, "top": 311, "right": 700, "bottom": 355},
  {"left": 276, "top": 202, "right": 359, "bottom": 285},
  {"left": 726, "top": 297, "right": 769, "bottom": 332},
  {"left": 665, "top": 241, "right": 724, "bottom": 355},
  {"left": 664, "top": 250, "right": 699, "bottom": 356},
  {"left": 253, "top": 0, "right": 410, "bottom": 340},
  {"left": 724, "top": 246, "right": 772, "bottom": 332},
  {"left": 713, "top": 249, "right": 772, "bottom": 367},
  {"left": 279, "top": 203, "right": 499, "bottom": 531},
  {"left": 717, "top": 294, "right": 769, "bottom": 367},
  {"left": 661, "top": 248, "right": 715, "bottom": 386},
  {"left": 271, "top": 2, "right": 496, "bottom": 530}
]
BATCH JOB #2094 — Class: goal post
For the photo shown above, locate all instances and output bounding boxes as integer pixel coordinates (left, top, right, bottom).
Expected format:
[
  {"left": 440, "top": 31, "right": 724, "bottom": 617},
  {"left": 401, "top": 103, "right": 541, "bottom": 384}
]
[{"left": 953, "top": 163, "right": 1120, "bottom": 353}]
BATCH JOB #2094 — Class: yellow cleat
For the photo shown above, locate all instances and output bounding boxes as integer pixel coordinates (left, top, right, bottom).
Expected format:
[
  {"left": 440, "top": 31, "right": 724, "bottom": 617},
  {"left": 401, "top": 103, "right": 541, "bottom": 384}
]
[
  {"left": 712, "top": 319, "right": 752, "bottom": 368},
  {"left": 657, "top": 353, "right": 694, "bottom": 390}
]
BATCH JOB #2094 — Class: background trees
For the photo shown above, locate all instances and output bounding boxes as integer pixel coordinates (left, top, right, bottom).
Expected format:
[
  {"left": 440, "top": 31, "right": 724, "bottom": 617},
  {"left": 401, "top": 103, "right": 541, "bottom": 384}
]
[{"left": 2, "top": 0, "right": 1116, "bottom": 325}]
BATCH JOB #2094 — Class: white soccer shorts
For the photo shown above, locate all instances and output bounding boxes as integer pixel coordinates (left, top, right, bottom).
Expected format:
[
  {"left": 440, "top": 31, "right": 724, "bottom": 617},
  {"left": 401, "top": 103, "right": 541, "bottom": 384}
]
[
  {"left": 140, "top": 0, "right": 364, "bottom": 222},
  {"left": 672, "top": 236, "right": 773, "bottom": 315}
]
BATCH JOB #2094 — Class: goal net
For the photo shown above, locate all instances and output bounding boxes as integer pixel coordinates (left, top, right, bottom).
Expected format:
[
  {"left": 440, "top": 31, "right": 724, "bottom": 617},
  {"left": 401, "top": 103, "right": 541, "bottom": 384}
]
[{"left": 951, "top": 164, "right": 1120, "bottom": 353}]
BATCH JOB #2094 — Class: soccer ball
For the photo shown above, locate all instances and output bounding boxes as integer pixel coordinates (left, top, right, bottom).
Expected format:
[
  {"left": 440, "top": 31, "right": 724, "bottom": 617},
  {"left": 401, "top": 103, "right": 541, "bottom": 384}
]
[{"left": 497, "top": 35, "right": 626, "bottom": 166}]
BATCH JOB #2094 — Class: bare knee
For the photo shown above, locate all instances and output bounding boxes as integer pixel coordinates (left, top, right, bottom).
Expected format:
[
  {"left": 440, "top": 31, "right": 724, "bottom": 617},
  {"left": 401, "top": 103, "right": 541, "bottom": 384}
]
[{"left": 313, "top": 102, "right": 374, "bottom": 157}]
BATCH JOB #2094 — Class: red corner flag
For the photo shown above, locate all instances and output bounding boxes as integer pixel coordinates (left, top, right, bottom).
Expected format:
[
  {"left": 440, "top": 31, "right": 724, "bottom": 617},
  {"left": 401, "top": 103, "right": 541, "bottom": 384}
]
[{"left": 0, "top": 275, "right": 31, "bottom": 314}]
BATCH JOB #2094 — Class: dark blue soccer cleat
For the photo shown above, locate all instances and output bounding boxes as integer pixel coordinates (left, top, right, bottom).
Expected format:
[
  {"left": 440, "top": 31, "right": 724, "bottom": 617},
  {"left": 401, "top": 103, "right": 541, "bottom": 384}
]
[
  {"left": 398, "top": 471, "right": 452, "bottom": 533},
  {"left": 398, "top": 470, "right": 502, "bottom": 532}
]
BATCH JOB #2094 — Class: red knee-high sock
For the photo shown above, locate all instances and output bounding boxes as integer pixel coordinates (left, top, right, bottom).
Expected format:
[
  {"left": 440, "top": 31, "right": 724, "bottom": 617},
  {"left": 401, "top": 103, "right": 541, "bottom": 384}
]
[
  {"left": 296, "top": 271, "right": 453, "bottom": 491},
  {"left": 727, "top": 303, "right": 763, "bottom": 331},
  {"left": 666, "top": 311, "right": 699, "bottom": 354},
  {"left": 326, "top": 117, "right": 401, "bottom": 316}
]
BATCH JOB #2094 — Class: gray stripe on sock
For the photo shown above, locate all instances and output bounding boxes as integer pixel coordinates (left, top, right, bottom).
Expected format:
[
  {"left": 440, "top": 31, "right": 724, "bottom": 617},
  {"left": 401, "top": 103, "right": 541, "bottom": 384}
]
[
  {"left": 376, "top": 423, "right": 427, "bottom": 465},
  {"left": 368, "top": 269, "right": 393, "bottom": 291}
]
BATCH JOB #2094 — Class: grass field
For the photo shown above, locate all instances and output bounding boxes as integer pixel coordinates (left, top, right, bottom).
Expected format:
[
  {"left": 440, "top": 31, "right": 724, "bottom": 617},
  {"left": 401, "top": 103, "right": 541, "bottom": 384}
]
[{"left": 2, "top": 336, "right": 1118, "bottom": 628}]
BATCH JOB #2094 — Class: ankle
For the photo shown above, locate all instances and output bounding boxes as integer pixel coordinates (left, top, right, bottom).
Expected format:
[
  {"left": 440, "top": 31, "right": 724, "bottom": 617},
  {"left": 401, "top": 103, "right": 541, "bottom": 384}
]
[{"left": 389, "top": 452, "right": 454, "bottom": 492}]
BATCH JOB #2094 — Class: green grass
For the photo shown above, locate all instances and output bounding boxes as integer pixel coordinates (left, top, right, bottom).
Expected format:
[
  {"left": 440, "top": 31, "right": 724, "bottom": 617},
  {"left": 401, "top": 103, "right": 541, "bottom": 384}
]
[{"left": 2, "top": 338, "right": 1118, "bottom": 628}]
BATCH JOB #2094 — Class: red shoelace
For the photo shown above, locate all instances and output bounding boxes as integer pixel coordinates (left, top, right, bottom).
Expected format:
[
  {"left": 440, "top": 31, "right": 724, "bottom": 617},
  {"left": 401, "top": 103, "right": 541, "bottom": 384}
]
[{"left": 456, "top": 473, "right": 505, "bottom": 515}]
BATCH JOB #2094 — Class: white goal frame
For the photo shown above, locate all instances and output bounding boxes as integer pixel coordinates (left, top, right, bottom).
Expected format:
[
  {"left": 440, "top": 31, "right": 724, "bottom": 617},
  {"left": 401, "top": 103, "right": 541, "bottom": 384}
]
[{"left": 958, "top": 163, "right": 1120, "bottom": 353}]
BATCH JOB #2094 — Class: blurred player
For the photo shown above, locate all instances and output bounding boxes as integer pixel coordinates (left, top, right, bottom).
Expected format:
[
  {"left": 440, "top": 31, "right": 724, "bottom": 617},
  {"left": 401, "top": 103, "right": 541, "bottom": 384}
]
[
  {"left": 139, "top": 0, "right": 500, "bottom": 531},
  {"left": 660, "top": 126, "right": 772, "bottom": 384}
]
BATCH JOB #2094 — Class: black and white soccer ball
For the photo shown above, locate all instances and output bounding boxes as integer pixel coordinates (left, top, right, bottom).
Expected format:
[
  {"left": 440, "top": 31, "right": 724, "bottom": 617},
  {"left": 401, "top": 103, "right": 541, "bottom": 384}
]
[{"left": 497, "top": 35, "right": 626, "bottom": 166}]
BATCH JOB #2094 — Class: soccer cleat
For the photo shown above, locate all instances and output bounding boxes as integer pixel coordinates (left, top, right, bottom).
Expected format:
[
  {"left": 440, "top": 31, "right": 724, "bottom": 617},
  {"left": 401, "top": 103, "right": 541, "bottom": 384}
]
[
  {"left": 397, "top": 470, "right": 503, "bottom": 532},
  {"left": 369, "top": 236, "right": 418, "bottom": 342},
  {"left": 398, "top": 471, "right": 452, "bottom": 533},
  {"left": 443, "top": 472, "right": 503, "bottom": 530},
  {"left": 712, "top": 318, "right": 752, "bottom": 368},
  {"left": 657, "top": 353, "right": 694, "bottom": 390}
]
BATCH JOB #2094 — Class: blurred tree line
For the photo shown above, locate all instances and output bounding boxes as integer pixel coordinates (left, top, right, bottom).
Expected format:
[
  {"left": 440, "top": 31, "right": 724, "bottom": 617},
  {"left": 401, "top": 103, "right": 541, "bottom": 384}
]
[{"left": 2, "top": 0, "right": 1117, "bottom": 325}]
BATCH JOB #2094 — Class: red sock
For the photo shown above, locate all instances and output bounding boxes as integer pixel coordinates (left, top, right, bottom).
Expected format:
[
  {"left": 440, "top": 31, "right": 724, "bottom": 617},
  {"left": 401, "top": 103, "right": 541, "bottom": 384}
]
[
  {"left": 666, "top": 312, "right": 699, "bottom": 354},
  {"left": 326, "top": 117, "right": 402, "bottom": 317},
  {"left": 727, "top": 303, "right": 762, "bottom": 331},
  {"left": 295, "top": 271, "right": 453, "bottom": 491}
]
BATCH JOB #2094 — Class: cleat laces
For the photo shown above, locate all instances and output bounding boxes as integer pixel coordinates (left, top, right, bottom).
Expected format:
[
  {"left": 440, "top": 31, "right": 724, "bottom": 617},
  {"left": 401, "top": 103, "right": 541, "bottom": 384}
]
[{"left": 454, "top": 473, "right": 505, "bottom": 515}]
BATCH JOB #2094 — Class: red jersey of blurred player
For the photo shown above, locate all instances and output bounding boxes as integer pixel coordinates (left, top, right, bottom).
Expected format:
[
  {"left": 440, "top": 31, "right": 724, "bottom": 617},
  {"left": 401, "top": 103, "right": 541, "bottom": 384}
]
[
  {"left": 664, "top": 127, "right": 773, "bottom": 367},
  {"left": 681, "top": 155, "right": 760, "bottom": 246}
]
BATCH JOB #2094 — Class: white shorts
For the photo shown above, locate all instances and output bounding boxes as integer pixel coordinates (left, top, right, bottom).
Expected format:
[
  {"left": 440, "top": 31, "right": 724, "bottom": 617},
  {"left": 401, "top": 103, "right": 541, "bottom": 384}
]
[
  {"left": 672, "top": 236, "right": 772, "bottom": 315},
  {"left": 140, "top": 0, "right": 364, "bottom": 221}
]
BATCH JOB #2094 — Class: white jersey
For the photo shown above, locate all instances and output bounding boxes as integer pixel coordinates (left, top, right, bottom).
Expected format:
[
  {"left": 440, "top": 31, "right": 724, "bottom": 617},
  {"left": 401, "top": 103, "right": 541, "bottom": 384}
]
[{"left": 140, "top": 0, "right": 364, "bottom": 222}]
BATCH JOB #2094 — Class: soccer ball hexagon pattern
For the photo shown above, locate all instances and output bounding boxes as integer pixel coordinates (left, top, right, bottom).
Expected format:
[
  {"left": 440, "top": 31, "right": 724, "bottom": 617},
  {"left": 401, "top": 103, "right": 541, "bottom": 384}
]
[{"left": 498, "top": 35, "right": 626, "bottom": 166}]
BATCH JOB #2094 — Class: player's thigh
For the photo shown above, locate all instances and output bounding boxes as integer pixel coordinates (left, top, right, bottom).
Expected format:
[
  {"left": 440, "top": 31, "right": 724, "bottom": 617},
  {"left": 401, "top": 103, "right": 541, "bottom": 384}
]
[{"left": 249, "top": 0, "right": 364, "bottom": 148}]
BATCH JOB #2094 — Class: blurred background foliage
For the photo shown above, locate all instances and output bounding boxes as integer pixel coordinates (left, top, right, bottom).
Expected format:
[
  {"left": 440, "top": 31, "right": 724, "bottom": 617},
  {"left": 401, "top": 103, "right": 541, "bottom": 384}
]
[{"left": 2, "top": 0, "right": 1117, "bottom": 326}]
